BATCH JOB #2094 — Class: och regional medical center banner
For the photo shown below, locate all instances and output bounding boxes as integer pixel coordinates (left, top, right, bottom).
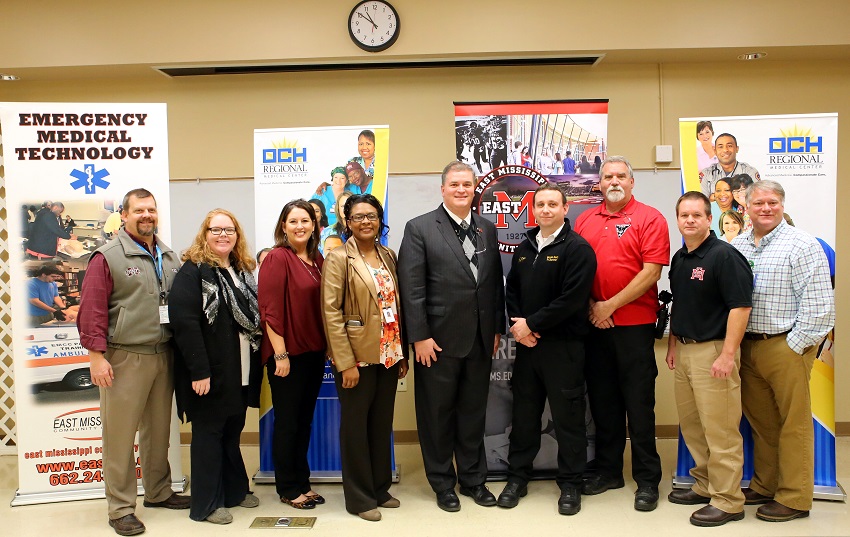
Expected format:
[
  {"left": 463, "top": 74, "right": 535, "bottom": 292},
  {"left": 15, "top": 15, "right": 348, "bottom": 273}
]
[
  {"left": 454, "top": 100, "right": 608, "bottom": 475},
  {"left": 0, "top": 102, "right": 183, "bottom": 505},
  {"left": 677, "top": 113, "right": 841, "bottom": 497},
  {"left": 253, "top": 125, "right": 390, "bottom": 480}
]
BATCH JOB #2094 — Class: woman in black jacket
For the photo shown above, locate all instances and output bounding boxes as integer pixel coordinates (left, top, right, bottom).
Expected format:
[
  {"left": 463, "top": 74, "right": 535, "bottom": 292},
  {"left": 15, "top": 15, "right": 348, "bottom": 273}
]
[{"left": 169, "top": 209, "right": 263, "bottom": 524}]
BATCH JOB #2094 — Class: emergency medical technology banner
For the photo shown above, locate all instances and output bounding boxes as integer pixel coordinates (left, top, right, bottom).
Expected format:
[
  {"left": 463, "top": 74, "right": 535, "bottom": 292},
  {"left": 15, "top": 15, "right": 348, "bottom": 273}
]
[
  {"left": 677, "top": 113, "right": 841, "bottom": 498},
  {"left": 0, "top": 102, "right": 184, "bottom": 505},
  {"left": 253, "top": 125, "right": 391, "bottom": 481},
  {"left": 454, "top": 100, "right": 608, "bottom": 475}
]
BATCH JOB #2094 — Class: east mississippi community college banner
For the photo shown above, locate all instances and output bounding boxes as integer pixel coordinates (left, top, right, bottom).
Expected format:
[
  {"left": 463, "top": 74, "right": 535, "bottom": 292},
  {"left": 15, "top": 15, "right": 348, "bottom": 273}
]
[
  {"left": 677, "top": 113, "right": 841, "bottom": 499},
  {"left": 253, "top": 125, "right": 391, "bottom": 481},
  {"left": 0, "top": 102, "right": 184, "bottom": 505},
  {"left": 454, "top": 100, "right": 608, "bottom": 475}
]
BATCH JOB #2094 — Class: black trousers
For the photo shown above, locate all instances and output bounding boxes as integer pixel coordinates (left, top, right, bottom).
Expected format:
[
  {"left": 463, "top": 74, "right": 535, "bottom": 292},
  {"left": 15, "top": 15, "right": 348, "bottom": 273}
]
[
  {"left": 584, "top": 324, "right": 661, "bottom": 487},
  {"left": 507, "top": 338, "right": 587, "bottom": 488},
  {"left": 189, "top": 408, "right": 249, "bottom": 521},
  {"left": 334, "top": 362, "right": 400, "bottom": 514},
  {"left": 414, "top": 337, "right": 490, "bottom": 492},
  {"left": 266, "top": 351, "right": 325, "bottom": 499}
]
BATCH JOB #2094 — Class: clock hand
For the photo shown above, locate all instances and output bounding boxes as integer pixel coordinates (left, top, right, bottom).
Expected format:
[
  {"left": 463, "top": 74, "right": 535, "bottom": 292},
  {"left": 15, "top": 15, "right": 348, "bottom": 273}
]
[{"left": 361, "top": 9, "right": 379, "bottom": 29}]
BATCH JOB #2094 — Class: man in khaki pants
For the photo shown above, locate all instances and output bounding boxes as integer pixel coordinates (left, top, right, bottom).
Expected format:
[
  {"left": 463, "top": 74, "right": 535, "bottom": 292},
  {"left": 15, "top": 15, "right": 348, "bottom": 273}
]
[
  {"left": 665, "top": 191, "right": 753, "bottom": 527},
  {"left": 731, "top": 180, "right": 834, "bottom": 522},
  {"left": 78, "top": 188, "right": 188, "bottom": 536}
]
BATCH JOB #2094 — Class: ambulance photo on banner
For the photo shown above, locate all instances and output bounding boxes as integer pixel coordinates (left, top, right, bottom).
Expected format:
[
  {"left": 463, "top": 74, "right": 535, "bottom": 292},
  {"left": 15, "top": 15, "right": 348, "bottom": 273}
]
[
  {"left": 253, "top": 125, "right": 391, "bottom": 481},
  {"left": 0, "top": 102, "right": 184, "bottom": 505},
  {"left": 454, "top": 100, "right": 608, "bottom": 476},
  {"left": 677, "top": 113, "right": 840, "bottom": 498}
]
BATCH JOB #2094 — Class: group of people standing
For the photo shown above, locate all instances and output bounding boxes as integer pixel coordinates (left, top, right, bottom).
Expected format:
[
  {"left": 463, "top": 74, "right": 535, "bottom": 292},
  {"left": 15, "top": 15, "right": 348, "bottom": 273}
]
[
  {"left": 78, "top": 187, "right": 409, "bottom": 535},
  {"left": 77, "top": 152, "right": 833, "bottom": 535}
]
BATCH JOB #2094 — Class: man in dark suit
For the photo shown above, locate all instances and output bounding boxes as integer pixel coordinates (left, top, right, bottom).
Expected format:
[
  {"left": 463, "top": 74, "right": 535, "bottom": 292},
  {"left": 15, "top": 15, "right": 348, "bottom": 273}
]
[{"left": 399, "top": 160, "right": 505, "bottom": 512}]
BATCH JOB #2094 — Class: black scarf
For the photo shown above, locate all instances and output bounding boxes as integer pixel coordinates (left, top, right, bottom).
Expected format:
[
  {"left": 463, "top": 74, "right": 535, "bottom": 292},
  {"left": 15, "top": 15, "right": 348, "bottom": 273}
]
[{"left": 198, "top": 263, "right": 261, "bottom": 350}]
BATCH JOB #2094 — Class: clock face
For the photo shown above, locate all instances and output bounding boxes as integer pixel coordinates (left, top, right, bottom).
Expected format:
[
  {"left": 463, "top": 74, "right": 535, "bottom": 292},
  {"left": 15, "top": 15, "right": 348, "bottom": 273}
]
[{"left": 348, "top": 1, "right": 400, "bottom": 52}]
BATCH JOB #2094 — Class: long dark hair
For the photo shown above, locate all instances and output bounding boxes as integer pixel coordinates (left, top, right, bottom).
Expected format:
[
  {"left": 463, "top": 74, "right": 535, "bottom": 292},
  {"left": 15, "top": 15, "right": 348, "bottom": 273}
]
[
  {"left": 309, "top": 198, "right": 329, "bottom": 227},
  {"left": 273, "top": 199, "right": 320, "bottom": 259}
]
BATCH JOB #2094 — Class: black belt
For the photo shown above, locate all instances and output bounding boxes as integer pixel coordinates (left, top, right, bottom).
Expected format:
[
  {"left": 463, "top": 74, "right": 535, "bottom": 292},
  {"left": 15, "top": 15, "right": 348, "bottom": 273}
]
[
  {"left": 676, "top": 336, "right": 700, "bottom": 344},
  {"left": 743, "top": 331, "right": 790, "bottom": 341}
]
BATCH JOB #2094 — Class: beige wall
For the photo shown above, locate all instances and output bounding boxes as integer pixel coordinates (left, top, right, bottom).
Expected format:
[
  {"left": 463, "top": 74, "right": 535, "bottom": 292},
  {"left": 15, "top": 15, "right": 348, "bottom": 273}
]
[{"left": 2, "top": 1, "right": 848, "bottom": 436}]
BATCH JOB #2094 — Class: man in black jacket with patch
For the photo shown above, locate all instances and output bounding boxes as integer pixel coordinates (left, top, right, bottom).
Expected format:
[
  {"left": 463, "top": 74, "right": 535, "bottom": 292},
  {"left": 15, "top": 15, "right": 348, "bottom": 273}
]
[{"left": 496, "top": 182, "right": 597, "bottom": 515}]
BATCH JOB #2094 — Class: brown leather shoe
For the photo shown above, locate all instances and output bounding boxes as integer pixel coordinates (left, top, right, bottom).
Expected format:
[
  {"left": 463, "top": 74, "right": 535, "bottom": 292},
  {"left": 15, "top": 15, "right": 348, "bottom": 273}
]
[
  {"left": 742, "top": 487, "right": 773, "bottom": 505},
  {"left": 667, "top": 489, "right": 711, "bottom": 505},
  {"left": 756, "top": 500, "right": 810, "bottom": 522},
  {"left": 109, "top": 514, "right": 146, "bottom": 536},
  {"left": 689, "top": 505, "right": 745, "bottom": 527},
  {"left": 142, "top": 492, "right": 191, "bottom": 510}
]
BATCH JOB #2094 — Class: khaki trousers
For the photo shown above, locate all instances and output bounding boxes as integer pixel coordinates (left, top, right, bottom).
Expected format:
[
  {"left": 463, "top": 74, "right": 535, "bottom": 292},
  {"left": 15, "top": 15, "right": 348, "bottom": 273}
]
[
  {"left": 675, "top": 340, "right": 744, "bottom": 512},
  {"left": 740, "top": 336, "right": 816, "bottom": 511},
  {"left": 100, "top": 348, "right": 175, "bottom": 519}
]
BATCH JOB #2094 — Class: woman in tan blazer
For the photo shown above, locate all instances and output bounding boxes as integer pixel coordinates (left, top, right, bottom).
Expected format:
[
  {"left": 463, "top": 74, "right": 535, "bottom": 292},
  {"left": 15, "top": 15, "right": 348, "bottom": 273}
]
[{"left": 321, "top": 194, "right": 409, "bottom": 522}]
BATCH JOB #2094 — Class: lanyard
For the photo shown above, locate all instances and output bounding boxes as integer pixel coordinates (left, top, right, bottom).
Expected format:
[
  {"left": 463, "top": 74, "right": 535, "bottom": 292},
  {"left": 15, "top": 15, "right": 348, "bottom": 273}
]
[
  {"left": 136, "top": 241, "right": 167, "bottom": 305},
  {"left": 136, "top": 241, "right": 164, "bottom": 281}
]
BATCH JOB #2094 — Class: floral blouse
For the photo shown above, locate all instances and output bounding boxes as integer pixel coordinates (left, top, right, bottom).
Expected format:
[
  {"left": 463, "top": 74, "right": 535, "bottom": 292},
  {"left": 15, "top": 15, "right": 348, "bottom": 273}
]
[{"left": 359, "top": 263, "right": 404, "bottom": 368}]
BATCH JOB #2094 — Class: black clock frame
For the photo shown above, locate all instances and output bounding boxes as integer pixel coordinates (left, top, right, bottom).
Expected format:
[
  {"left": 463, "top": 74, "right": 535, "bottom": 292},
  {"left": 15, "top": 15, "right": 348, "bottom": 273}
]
[{"left": 348, "top": 0, "right": 400, "bottom": 53}]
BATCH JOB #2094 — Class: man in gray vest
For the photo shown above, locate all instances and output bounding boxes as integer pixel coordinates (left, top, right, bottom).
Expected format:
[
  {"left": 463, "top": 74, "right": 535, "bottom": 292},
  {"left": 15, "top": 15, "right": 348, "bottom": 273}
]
[{"left": 78, "top": 188, "right": 187, "bottom": 536}]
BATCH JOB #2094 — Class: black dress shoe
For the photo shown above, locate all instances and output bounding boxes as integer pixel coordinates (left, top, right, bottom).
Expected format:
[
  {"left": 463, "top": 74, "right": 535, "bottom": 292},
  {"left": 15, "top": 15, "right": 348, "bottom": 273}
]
[
  {"left": 581, "top": 474, "right": 625, "bottom": 495},
  {"left": 436, "top": 489, "right": 461, "bottom": 512},
  {"left": 667, "top": 488, "right": 711, "bottom": 505},
  {"left": 742, "top": 487, "right": 773, "bottom": 505},
  {"left": 459, "top": 484, "right": 497, "bottom": 507},
  {"left": 690, "top": 505, "right": 745, "bottom": 527},
  {"left": 756, "top": 500, "right": 809, "bottom": 522},
  {"left": 558, "top": 486, "right": 581, "bottom": 516},
  {"left": 634, "top": 486, "right": 659, "bottom": 512},
  {"left": 497, "top": 481, "right": 527, "bottom": 508}
]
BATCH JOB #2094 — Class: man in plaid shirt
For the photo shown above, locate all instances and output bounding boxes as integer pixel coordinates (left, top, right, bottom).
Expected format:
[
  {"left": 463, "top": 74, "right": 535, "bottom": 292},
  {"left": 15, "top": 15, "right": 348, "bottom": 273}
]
[{"left": 731, "top": 180, "right": 834, "bottom": 522}]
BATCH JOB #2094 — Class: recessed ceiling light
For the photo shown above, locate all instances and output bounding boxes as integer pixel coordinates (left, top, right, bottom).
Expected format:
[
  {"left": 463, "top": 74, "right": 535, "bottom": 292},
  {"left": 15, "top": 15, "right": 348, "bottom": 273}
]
[
  {"left": 737, "top": 52, "right": 767, "bottom": 61},
  {"left": 0, "top": 74, "right": 20, "bottom": 81}
]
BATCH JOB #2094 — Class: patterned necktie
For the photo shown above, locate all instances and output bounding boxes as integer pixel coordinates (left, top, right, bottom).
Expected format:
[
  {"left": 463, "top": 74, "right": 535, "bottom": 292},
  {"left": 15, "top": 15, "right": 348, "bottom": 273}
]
[{"left": 459, "top": 220, "right": 479, "bottom": 281}]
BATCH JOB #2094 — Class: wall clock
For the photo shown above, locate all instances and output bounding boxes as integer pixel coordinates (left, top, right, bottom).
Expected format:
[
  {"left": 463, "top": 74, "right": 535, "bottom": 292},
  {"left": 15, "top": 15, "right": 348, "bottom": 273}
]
[{"left": 348, "top": 1, "right": 400, "bottom": 52}]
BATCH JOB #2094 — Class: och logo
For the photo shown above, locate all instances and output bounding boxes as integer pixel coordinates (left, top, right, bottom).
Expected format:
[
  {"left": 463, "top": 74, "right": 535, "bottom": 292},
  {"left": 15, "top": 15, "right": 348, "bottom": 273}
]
[{"left": 126, "top": 267, "right": 141, "bottom": 277}]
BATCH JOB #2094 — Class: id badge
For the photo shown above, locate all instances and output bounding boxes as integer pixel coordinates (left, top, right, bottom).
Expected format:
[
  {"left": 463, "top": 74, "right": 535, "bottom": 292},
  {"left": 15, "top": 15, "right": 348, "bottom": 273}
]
[
  {"left": 159, "top": 305, "right": 170, "bottom": 324},
  {"left": 382, "top": 307, "right": 395, "bottom": 323}
]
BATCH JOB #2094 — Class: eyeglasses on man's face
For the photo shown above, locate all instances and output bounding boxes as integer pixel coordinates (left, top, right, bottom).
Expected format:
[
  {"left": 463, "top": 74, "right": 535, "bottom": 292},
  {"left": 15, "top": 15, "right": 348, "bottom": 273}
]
[{"left": 208, "top": 227, "right": 237, "bottom": 236}]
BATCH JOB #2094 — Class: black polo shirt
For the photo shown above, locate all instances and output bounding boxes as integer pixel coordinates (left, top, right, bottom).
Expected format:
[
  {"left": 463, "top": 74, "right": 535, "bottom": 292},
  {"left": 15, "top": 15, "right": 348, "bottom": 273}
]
[{"left": 669, "top": 232, "right": 753, "bottom": 341}]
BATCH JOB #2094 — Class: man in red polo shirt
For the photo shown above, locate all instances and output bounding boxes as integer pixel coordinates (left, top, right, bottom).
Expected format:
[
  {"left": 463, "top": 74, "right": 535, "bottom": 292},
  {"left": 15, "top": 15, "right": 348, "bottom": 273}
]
[{"left": 574, "top": 156, "right": 670, "bottom": 512}]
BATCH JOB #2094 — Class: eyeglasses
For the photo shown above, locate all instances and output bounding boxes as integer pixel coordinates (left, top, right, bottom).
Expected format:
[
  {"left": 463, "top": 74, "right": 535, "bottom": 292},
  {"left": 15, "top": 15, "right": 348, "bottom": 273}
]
[
  {"left": 348, "top": 213, "right": 379, "bottom": 223},
  {"left": 208, "top": 227, "right": 237, "bottom": 236}
]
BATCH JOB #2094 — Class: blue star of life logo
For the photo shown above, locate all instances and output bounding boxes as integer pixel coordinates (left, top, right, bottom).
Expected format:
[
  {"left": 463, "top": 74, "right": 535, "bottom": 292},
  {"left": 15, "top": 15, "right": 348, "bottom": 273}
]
[
  {"left": 26, "top": 345, "right": 49, "bottom": 357},
  {"left": 70, "top": 164, "right": 110, "bottom": 194}
]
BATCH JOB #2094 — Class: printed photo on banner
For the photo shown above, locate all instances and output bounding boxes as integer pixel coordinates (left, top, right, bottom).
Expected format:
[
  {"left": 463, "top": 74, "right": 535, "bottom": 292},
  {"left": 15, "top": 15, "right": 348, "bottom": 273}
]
[
  {"left": 253, "top": 125, "right": 390, "bottom": 257},
  {"left": 0, "top": 102, "right": 181, "bottom": 504},
  {"left": 455, "top": 100, "right": 608, "bottom": 476}
]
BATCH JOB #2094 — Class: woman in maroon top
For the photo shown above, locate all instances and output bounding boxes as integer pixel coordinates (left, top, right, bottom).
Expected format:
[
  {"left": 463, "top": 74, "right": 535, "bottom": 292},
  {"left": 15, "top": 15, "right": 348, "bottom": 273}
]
[{"left": 258, "top": 199, "right": 327, "bottom": 509}]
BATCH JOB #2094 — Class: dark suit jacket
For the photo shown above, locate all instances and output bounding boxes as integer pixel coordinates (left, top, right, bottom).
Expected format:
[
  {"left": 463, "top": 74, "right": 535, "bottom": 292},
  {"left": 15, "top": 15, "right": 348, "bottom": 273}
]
[{"left": 398, "top": 204, "right": 505, "bottom": 357}]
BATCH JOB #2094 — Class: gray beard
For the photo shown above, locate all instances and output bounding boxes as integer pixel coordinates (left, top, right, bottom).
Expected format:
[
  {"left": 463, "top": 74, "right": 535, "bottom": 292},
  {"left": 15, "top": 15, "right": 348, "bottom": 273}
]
[{"left": 606, "top": 189, "right": 625, "bottom": 203}]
